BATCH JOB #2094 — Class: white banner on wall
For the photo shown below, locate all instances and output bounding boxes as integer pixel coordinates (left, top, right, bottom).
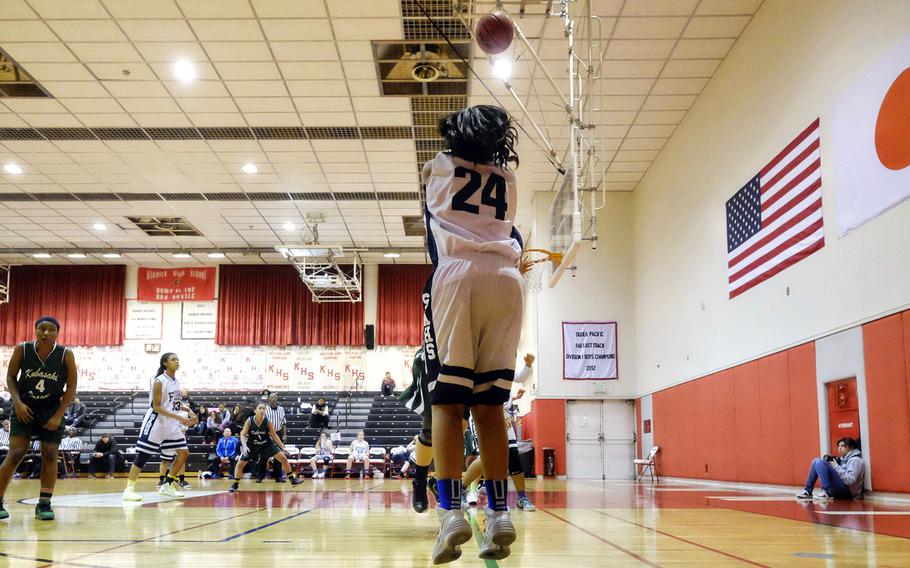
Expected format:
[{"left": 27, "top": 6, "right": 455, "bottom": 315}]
[
  {"left": 562, "top": 321, "right": 618, "bottom": 380},
  {"left": 125, "top": 301, "right": 163, "bottom": 340},
  {"left": 181, "top": 301, "right": 217, "bottom": 339},
  {"left": 0, "top": 344, "right": 420, "bottom": 393}
]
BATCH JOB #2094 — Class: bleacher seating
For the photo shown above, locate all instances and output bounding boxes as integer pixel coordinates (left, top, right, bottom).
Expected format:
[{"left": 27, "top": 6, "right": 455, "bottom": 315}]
[{"left": 364, "top": 395, "right": 422, "bottom": 449}]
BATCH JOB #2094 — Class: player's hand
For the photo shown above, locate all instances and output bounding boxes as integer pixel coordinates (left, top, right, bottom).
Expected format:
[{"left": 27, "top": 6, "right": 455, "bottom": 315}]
[
  {"left": 14, "top": 400, "right": 34, "bottom": 423},
  {"left": 178, "top": 415, "right": 193, "bottom": 427},
  {"left": 44, "top": 414, "right": 62, "bottom": 431},
  {"left": 514, "top": 388, "right": 526, "bottom": 400},
  {"left": 524, "top": 353, "right": 535, "bottom": 366}
]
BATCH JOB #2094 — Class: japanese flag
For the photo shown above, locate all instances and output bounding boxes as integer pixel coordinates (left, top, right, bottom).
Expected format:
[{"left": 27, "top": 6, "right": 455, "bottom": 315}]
[{"left": 832, "top": 35, "right": 910, "bottom": 237}]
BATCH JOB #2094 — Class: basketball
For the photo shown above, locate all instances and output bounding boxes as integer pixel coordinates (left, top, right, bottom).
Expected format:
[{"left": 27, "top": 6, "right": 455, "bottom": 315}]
[{"left": 475, "top": 11, "right": 514, "bottom": 55}]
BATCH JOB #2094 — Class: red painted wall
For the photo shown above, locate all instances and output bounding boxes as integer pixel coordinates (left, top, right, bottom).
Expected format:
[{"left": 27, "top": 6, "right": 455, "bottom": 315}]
[
  {"left": 651, "top": 342, "right": 820, "bottom": 486},
  {"left": 524, "top": 399, "right": 567, "bottom": 476},
  {"left": 863, "top": 311, "right": 910, "bottom": 493}
]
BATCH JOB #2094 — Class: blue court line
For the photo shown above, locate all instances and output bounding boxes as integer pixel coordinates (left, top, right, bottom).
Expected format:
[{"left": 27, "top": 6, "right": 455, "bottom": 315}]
[{"left": 219, "top": 508, "right": 314, "bottom": 542}]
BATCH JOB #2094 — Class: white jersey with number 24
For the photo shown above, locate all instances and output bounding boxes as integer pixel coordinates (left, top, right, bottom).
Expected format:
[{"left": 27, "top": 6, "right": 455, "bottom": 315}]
[{"left": 424, "top": 152, "right": 521, "bottom": 265}]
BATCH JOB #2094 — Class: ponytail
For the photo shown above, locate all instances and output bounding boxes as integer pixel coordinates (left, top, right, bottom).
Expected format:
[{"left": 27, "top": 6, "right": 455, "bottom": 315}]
[{"left": 155, "top": 352, "right": 177, "bottom": 378}]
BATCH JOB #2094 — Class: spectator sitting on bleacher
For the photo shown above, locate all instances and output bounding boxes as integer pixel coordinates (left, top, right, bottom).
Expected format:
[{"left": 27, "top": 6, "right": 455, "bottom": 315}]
[
  {"left": 207, "top": 427, "right": 239, "bottom": 479},
  {"left": 400, "top": 435, "right": 419, "bottom": 478},
  {"left": 59, "top": 426, "right": 83, "bottom": 477},
  {"left": 311, "top": 432, "right": 334, "bottom": 479},
  {"left": 24, "top": 439, "right": 42, "bottom": 479},
  {"left": 88, "top": 433, "right": 119, "bottom": 478},
  {"left": 230, "top": 405, "right": 245, "bottom": 432},
  {"left": 390, "top": 442, "right": 409, "bottom": 478},
  {"left": 345, "top": 431, "right": 371, "bottom": 479},
  {"left": 206, "top": 410, "right": 222, "bottom": 435},
  {"left": 0, "top": 419, "right": 11, "bottom": 461},
  {"left": 64, "top": 397, "right": 87, "bottom": 428},
  {"left": 309, "top": 397, "right": 330, "bottom": 430},
  {"left": 0, "top": 386, "right": 11, "bottom": 419},
  {"left": 381, "top": 372, "right": 396, "bottom": 396}
]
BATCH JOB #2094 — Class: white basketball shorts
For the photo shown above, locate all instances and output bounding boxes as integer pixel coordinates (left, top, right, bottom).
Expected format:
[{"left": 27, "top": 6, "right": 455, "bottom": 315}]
[
  {"left": 428, "top": 253, "right": 524, "bottom": 406},
  {"left": 136, "top": 408, "right": 188, "bottom": 456}
]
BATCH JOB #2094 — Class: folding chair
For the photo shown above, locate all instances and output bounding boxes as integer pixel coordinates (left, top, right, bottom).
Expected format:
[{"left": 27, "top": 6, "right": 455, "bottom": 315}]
[{"left": 633, "top": 446, "right": 660, "bottom": 482}]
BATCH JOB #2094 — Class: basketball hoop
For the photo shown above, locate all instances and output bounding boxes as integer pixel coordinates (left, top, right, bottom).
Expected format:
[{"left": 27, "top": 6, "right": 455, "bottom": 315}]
[{"left": 520, "top": 249, "right": 562, "bottom": 294}]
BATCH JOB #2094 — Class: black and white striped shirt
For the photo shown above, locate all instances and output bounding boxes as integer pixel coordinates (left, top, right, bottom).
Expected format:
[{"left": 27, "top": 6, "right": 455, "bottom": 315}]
[
  {"left": 60, "top": 436, "right": 83, "bottom": 452},
  {"left": 264, "top": 404, "right": 286, "bottom": 433},
  {"left": 0, "top": 428, "right": 9, "bottom": 448}
]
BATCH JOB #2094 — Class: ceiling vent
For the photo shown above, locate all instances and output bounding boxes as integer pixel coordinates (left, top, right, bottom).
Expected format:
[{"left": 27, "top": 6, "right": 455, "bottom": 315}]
[
  {"left": 403, "top": 215, "right": 427, "bottom": 237},
  {"left": 0, "top": 48, "right": 50, "bottom": 98},
  {"left": 374, "top": 41, "right": 470, "bottom": 97},
  {"left": 127, "top": 216, "right": 202, "bottom": 237}
]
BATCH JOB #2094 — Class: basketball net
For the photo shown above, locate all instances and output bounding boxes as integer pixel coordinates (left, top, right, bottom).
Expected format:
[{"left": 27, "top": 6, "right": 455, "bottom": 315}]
[{"left": 521, "top": 249, "right": 562, "bottom": 293}]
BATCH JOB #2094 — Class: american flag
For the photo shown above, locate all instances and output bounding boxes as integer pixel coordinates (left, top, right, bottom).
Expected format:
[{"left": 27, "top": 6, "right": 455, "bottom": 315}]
[{"left": 726, "top": 119, "right": 824, "bottom": 299}]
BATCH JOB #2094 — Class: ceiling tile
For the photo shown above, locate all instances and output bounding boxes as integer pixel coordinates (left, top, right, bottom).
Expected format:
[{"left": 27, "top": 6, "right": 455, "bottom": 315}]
[
  {"left": 190, "top": 19, "right": 264, "bottom": 41},
  {"left": 613, "top": 17, "right": 688, "bottom": 39},
  {"left": 261, "top": 19, "right": 333, "bottom": 41},
  {"left": 250, "top": 0, "right": 327, "bottom": 18},
  {"left": 671, "top": 38, "right": 736, "bottom": 59},
  {"left": 683, "top": 16, "right": 752, "bottom": 38},
  {"left": 177, "top": 0, "right": 253, "bottom": 18}
]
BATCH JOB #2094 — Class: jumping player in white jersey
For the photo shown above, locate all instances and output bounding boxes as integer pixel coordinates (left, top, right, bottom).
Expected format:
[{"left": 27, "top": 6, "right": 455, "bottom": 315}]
[
  {"left": 423, "top": 105, "right": 524, "bottom": 563},
  {"left": 123, "top": 353, "right": 195, "bottom": 501}
]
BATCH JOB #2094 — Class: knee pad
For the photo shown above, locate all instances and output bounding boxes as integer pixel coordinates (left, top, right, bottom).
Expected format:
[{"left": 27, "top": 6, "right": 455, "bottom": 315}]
[
  {"left": 132, "top": 451, "right": 151, "bottom": 468},
  {"left": 418, "top": 415, "right": 433, "bottom": 447},
  {"left": 508, "top": 447, "right": 523, "bottom": 476}
]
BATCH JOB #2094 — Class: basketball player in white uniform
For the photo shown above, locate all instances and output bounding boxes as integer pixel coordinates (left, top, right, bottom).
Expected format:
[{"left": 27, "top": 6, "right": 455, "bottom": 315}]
[
  {"left": 423, "top": 105, "right": 523, "bottom": 563},
  {"left": 123, "top": 352, "right": 194, "bottom": 501}
]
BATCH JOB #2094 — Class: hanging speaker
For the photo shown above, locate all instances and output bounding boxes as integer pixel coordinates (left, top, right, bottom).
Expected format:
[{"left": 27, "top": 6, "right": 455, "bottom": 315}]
[{"left": 364, "top": 324, "right": 375, "bottom": 350}]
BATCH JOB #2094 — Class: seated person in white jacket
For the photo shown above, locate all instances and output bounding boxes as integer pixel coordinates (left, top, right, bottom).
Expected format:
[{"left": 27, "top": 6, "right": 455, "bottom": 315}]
[{"left": 797, "top": 437, "right": 865, "bottom": 500}]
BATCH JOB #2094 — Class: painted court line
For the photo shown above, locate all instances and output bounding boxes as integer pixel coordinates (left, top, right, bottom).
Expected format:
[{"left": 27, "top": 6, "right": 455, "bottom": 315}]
[
  {"left": 1, "top": 551, "right": 111, "bottom": 568},
  {"left": 220, "top": 508, "right": 315, "bottom": 542},
  {"left": 707, "top": 496, "right": 805, "bottom": 502},
  {"left": 36, "top": 507, "right": 266, "bottom": 568},
  {"left": 590, "top": 509, "right": 771, "bottom": 568},
  {"left": 539, "top": 508, "right": 663, "bottom": 567},
  {"left": 466, "top": 510, "right": 500, "bottom": 568},
  {"left": 815, "top": 511, "right": 910, "bottom": 516}
]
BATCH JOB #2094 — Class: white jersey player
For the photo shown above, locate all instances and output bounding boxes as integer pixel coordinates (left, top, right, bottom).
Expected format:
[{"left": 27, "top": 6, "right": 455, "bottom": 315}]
[
  {"left": 123, "top": 353, "right": 194, "bottom": 501},
  {"left": 423, "top": 105, "right": 523, "bottom": 564}
]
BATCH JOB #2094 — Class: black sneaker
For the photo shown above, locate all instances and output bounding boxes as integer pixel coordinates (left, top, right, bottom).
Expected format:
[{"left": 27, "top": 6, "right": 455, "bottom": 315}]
[
  {"left": 412, "top": 477, "right": 429, "bottom": 513},
  {"left": 796, "top": 490, "right": 814, "bottom": 500},
  {"left": 229, "top": 483, "right": 240, "bottom": 493},
  {"left": 35, "top": 501, "right": 55, "bottom": 521},
  {"left": 255, "top": 478, "right": 264, "bottom": 484},
  {"left": 427, "top": 475, "right": 439, "bottom": 502},
  {"left": 179, "top": 480, "right": 192, "bottom": 489},
  {"left": 290, "top": 476, "right": 303, "bottom": 486},
  {"left": 275, "top": 477, "right": 286, "bottom": 483}
]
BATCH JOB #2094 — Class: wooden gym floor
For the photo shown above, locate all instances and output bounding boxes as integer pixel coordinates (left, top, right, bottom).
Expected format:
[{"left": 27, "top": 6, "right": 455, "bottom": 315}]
[{"left": 1, "top": 477, "right": 909, "bottom": 567}]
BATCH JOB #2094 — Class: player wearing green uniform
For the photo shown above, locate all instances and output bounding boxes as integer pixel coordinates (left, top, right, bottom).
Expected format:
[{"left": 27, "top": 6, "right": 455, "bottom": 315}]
[
  {"left": 0, "top": 316, "right": 78, "bottom": 521},
  {"left": 229, "top": 403, "right": 302, "bottom": 492}
]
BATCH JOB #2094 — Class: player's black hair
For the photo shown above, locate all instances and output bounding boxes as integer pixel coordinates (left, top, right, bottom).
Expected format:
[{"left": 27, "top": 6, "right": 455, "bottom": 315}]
[
  {"left": 155, "top": 352, "right": 177, "bottom": 377},
  {"left": 438, "top": 105, "right": 519, "bottom": 169}
]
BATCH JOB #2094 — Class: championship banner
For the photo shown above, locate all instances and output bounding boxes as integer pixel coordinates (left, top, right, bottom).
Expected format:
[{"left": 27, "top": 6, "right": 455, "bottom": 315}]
[
  {"left": 137, "top": 267, "right": 216, "bottom": 302},
  {"left": 125, "top": 301, "right": 163, "bottom": 340},
  {"left": 562, "top": 321, "right": 618, "bottom": 380},
  {"left": 181, "top": 301, "right": 217, "bottom": 339}
]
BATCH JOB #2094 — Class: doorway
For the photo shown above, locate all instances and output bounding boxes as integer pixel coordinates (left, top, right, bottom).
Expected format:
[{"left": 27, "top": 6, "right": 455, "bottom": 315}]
[{"left": 565, "top": 399, "right": 635, "bottom": 479}]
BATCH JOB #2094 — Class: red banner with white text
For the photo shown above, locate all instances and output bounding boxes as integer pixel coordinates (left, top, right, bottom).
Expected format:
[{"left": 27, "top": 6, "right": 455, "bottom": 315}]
[{"left": 137, "top": 267, "right": 216, "bottom": 302}]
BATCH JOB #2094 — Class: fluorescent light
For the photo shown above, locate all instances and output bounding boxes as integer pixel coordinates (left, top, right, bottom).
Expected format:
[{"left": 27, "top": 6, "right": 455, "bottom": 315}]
[
  {"left": 282, "top": 222, "right": 296, "bottom": 231},
  {"left": 207, "top": 252, "right": 225, "bottom": 259},
  {"left": 173, "top": 59, "right": 196, "bottom": 81},
  {"left": 492, "top": 58, "right": 512, "bottom": 80},
  {"left": 32, "top": 253, "right": 51, "bottom": 259},
  {"left": 102, "top": 252, "right": 121, "bottom": 259},
  {"left": 241, "top": 163, "right": 258, "bottom": 174},
  {"left": 67, "top": 253, "right": 87, "bottom": 259},
  {"left": 383, "top": 252, "right": 401, "bottom": 258},
  {"left": 92, "top": 223, "right": 107, "bottom": 231},
  {"left": 172, "top": 253, "right": 192, "bottom": 259},
  {"left": 3, "top": 163, "right": 22, "bottom": 175}
]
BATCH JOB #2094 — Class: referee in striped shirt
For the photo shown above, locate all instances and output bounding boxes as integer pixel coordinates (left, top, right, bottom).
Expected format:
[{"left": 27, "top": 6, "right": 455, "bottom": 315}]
[{"left": 263, "top": 393, "right": 287, "bottom": 482}]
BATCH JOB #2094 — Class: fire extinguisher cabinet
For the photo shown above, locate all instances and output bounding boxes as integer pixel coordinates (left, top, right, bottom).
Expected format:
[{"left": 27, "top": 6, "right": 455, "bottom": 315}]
[{"left": 543, "top": 447, "right": 556, "bottom": 477}]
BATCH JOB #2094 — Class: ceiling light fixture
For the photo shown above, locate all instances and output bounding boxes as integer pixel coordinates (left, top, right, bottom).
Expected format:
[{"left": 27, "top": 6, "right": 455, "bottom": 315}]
[
  {"left": 172, "top": 252, "right": 192, "bottom": 259},
  {"left": 492, "top": 58, "right": 513, "bottom": 81},
  {"left": 3, "top": 163, "right": 23, "bottom": 175},
  {"left": 282, "top": 222, "right": 295, "bottom": 231},
  {"left": 92, "top": 223, "right": 107, "bottom": 231},
  {"left": 173, "top": 59, "right": 196, "bottom": 81},
  {"left": 67, "top": 253, "right": 87, "bottom": 259},
  {"left": 241, "top": 163, "right": 258, "bottom": 174},
  {"left": 383, "top": 252, "right": 401, "bottom": 258},
  {"left": 101, "top": 252, "right": 122, "bottom": 259},
  {"left": 32, "top": 252, "right": 51, "bottom": 259},
  {"left": 207, "top": 252, "right": 225, "bottom": 259}
]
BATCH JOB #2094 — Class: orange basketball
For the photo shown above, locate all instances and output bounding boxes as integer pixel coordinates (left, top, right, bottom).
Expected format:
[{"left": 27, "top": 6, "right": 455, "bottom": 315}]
[{"left": 475, "top": 11, "right": 514, "bottom": 55}]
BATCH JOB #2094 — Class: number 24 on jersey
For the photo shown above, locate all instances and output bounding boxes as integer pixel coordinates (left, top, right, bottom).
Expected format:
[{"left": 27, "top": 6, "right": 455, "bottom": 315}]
[{"left": 451, "top": 166, "right": 508, "bottom": 220}]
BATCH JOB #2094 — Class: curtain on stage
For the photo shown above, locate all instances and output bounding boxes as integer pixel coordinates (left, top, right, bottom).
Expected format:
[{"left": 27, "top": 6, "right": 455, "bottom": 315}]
[
  {"left": 376, "top": 264, "right": 433, "bottom": 346},
  {"left": 0, "top": 265, "right": 126, "bottom": 346},
  {"left": 216, "top": 265, "right": 364, "bottom": 346}
]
